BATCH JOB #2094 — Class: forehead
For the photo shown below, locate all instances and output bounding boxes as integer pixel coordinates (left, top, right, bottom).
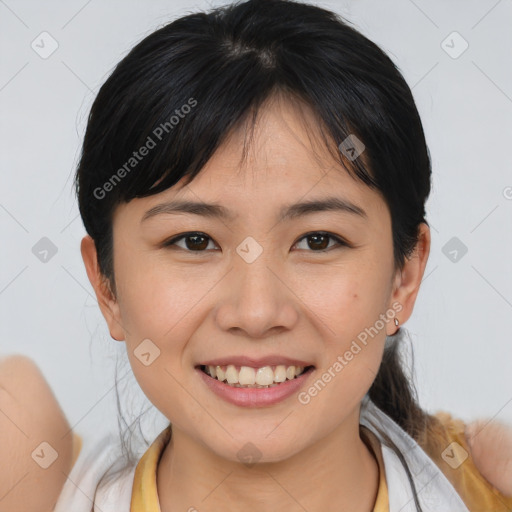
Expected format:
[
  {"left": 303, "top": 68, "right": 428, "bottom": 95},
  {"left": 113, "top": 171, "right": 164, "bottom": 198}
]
[
  {"left": 196, "top": 95, "right": 353, "bottom": 184},
  {"left": 113, "top": 97, "right": 388, "bottom": 227}
]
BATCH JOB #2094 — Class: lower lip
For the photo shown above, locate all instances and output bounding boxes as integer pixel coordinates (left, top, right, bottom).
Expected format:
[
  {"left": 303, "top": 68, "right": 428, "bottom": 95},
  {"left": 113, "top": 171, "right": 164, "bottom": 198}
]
[{"left": 196, "top": 366, "right": 315, "bottom": 407}]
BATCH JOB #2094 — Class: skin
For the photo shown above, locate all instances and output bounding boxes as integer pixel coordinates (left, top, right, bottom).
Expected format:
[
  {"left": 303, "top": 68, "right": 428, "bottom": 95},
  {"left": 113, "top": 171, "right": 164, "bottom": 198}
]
[
  {"left": 81, "top": 92, "right": 432, "bottom": 511},
  {"left": 0, "top": 355, "right": 74, "bottom": 512},
  {"left": 465, "top": 420, "right": 512, "bottom": 496}
]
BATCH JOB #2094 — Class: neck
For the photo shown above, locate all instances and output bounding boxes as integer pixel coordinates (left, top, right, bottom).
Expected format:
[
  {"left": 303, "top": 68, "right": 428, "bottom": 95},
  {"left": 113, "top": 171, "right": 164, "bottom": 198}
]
[{"left": 156, "top": 407, "right": 379, "bottom": 512}]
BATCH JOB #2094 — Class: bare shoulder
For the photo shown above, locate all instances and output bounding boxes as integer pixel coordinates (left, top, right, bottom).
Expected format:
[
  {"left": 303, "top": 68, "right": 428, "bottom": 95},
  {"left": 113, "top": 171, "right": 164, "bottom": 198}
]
[
  {"left": 0, "top": 354, "right": 75, "bottom": 512},
  {"left": 465, "top": 417, "right": 512, "bottom": 497}
]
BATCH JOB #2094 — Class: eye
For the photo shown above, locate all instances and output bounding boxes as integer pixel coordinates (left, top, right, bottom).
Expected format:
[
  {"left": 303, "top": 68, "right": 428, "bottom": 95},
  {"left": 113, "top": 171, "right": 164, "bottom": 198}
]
[
  {"left": 292, "top": 231, "right": 348, "bottom": 252},
  {"left": 162, "top": 230, "right": 349, "bottom": 253},
  {"left": 162, "top": 232, "right": 218, "bottom": 252}
]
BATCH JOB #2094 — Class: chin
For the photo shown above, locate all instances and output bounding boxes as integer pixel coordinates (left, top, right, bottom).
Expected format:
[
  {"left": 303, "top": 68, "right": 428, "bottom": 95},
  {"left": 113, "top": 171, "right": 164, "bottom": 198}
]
[{"left": 212, "top": 434, "right": 307, "bottom": 466}]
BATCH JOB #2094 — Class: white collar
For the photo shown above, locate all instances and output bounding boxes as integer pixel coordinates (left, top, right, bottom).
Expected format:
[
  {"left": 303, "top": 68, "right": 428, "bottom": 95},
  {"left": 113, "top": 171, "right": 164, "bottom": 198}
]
[
  {"left": 55, "top": 399, "right": 470, "bottom": 512},
  {"left": 360, "top": 396, "right": 470, "bottom": 511}
]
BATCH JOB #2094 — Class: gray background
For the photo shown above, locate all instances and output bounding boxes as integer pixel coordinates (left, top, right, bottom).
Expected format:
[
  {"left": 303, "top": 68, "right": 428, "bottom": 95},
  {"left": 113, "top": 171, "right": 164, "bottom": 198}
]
[{"left": 1, "top": 0, "right": 511, "bottom": 448}]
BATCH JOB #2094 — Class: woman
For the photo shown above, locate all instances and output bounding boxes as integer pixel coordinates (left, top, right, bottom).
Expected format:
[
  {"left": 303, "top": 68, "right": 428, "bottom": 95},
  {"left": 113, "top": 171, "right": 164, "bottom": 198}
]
[{"left": 46, "top": 0, "right": 512, "bottom": 510}]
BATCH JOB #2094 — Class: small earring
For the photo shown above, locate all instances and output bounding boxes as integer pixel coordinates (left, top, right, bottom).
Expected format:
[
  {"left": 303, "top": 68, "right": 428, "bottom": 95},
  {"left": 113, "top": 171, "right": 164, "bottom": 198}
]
[
  {"left": 394, "top": 318, "right": 399, "bottom": 327},
  {"left": 393, "top": 317, "right": 400, "bottom": 335}
]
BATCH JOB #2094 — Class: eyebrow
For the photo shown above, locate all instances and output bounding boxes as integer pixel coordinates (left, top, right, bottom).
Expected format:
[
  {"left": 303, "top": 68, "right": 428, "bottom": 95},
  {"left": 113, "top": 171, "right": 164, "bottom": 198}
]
[{"left": 141, "top": 196, "right": 368, "bottom": 224}]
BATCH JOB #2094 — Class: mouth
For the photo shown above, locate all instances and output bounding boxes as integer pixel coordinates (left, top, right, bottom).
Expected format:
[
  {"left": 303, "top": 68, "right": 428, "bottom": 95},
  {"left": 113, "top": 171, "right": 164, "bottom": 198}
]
[{"left": 196, "top": 364, "right": 316, "bottom": 389}]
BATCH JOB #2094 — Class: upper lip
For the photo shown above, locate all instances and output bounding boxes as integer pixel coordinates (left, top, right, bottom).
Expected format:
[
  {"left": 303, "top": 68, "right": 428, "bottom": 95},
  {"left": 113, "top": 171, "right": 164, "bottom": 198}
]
[{"left": 197, "top": 356, "right": 315, "bottom": 368}]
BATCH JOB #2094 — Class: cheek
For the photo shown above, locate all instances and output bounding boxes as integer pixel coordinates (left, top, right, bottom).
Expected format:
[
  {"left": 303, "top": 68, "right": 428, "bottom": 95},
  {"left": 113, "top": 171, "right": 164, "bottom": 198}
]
[
  {"left": 293, "top": 262, "right": 389, "bottom": 386},
  {"left": 295, "top": 263, "right": 390, "bottom": 335},
  {"left": 115, "top": 257, "right": 205, "bottom": 339}
]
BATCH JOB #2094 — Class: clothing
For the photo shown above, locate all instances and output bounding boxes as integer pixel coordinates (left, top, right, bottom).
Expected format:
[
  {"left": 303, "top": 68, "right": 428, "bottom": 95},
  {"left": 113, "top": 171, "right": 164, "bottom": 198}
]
[
  {"left": 55, "top": 431, "right": 136, "bottom": 512},
  {"left": 55, "top": 397, "right": 512, "bottom": 511},
  {"left": 361, "top": 425, "right": 389, "bottom": 511},
  {"left": 359, "top": 398, "right": 512, "bottom": 511}
]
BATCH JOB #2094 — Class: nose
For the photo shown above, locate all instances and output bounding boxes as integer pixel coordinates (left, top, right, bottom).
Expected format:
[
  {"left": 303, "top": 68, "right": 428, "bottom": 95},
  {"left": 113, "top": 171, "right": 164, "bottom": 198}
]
[{"left": 214, "top": 246, "right": 299, "bottom": 339}]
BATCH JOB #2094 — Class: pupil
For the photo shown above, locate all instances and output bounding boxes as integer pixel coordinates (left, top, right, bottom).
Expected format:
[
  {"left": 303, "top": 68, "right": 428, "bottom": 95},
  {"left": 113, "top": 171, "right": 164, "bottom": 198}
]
[
  {"left": 309, "top": 234, "right": 328, "bottom": 250},
  {"left": 186, "top": 235, "right": 208, "bottom": 251}
]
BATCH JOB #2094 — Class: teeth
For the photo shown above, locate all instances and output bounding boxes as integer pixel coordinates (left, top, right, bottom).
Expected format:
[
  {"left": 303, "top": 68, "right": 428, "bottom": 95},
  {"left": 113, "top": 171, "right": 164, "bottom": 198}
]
[
  {"left": 274, "top": 365, "right": 287, "bottom": 383},
  {"left": 215, "top": 366, "right": 225, "bottom": 381},
  {"left": 255, "top": 366, "right": 274, "bottom": 385},
  {"left": 203, "top": 364, "right": 308, "bottom": 387},
  {"left": 239, "top": 366, "right": 256, "bottom": 385},
  {"left": 225, "top": 365, "right": 238, "bottom": 384}
]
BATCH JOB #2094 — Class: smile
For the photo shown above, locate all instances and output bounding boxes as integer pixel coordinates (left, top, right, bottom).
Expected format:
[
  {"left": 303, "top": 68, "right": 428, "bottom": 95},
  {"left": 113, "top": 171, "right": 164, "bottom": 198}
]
[
  {"left": 200, "top": 364, "right": 313, "bottom": 387},
  {"left": 196, "top": 364, "right": 316, "bottom": 407}
]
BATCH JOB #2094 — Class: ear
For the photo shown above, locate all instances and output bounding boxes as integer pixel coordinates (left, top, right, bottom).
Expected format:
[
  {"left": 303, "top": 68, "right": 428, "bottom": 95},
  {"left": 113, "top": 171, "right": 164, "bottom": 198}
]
[
  {"left": 80, "top": 235, "right": 125, "bottom": 341},
  {"left": 386, "top": 223, "right": 431, "bottom": 336}
]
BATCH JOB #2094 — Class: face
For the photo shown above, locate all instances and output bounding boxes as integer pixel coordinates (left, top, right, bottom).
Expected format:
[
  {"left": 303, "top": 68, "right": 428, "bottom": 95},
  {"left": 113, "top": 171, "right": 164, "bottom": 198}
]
[{"left": 83, "top": 95, "right": 430, "bottom": 464}]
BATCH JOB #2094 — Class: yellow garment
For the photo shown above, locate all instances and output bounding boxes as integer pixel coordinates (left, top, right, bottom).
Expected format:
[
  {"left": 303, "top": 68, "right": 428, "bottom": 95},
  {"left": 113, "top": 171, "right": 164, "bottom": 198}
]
[
  {"left": 72, "top": 432, "right": 82, "bottom": 468},
  {"left": 124, "top": 411, "right": 512, "bottom": 511},
  {"left": 361, "top": 425, "right": 389, "bottom": 511},
  {"left": 130, "top": 426, "right": 171, "bottom": 511},
  {"left": 418, "top": 411, "right": 512, "bottom": 512}
]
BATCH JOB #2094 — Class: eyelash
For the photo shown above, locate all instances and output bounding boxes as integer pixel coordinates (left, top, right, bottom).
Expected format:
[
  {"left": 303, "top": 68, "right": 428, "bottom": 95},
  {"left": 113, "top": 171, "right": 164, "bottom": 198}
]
[{"left": 161, "top": 231, "right": 350, "bottom": 253}]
